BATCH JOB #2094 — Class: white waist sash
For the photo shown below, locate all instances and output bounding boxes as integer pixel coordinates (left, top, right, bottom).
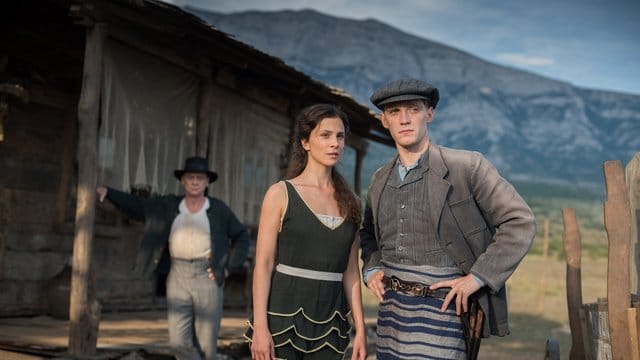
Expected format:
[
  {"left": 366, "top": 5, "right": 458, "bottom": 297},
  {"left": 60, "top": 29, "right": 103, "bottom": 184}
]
[{"left": 276, "top": 264, "right": 343, "bottom": 282}]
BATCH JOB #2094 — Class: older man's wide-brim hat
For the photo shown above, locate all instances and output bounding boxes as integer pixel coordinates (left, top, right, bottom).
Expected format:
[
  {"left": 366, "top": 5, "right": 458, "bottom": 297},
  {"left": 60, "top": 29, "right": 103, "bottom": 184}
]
[
  {"left": 174, "top": 156, "right": 218, "bottom": 183},
  {"left": 370, "top": 78, "right": 439, "bottom": 110}
]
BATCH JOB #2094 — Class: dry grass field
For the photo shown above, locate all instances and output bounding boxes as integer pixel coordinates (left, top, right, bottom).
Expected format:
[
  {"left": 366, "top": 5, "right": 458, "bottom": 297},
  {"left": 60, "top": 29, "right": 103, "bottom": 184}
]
[
  {"left": 481, "top": 254, "right": 608, "bottom": 359},
  {"left": 362, "top": 254, "right": 609, "bottom": 359}
]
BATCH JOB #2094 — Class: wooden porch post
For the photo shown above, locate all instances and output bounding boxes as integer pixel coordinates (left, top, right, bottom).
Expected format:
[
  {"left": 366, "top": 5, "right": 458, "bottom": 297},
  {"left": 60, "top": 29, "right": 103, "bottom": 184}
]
[
  {"left": 347, "top": 134, "right": 368, "bottom": 198},
  {"left": 196, "top": 78, "right": 213, "bottom": 157},
  {"left": 604, "top": 160, "right": 632, "bottom": 360},
  {"left": 354, "top": 148, "right": 363, "bottom": 196},
  {"left": 68, "top": 23, "right": 105, "bottom": 356}
]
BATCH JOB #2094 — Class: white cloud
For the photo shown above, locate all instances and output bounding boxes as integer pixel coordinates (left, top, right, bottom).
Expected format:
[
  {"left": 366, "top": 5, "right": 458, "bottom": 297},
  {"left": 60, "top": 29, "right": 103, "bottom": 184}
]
[{"left": 495, "top": 53, "right": 554, "bottom": 67}]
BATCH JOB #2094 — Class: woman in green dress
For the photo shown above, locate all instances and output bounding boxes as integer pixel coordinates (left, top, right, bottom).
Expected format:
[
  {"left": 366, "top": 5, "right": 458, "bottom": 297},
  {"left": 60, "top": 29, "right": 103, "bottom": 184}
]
[{"left": 246, "top": 104, "right": 367, "bottom": 359}]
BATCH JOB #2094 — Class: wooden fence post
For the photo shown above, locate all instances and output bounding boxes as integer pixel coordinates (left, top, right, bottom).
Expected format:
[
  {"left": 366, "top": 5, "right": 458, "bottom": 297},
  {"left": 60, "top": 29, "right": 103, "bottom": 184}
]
[
  {"left": 629, "top": 308, "right": 640, "bottom": 360},
  {"left": 68, "top": 22, "right": 105, "bottom": 356},
  {"left": 604, "top": 160, "right": 632, "bottom": 360},
  {"left": 562, "top": 208, "right": 586, "bottom": 360},
  {"left": 538, "top": 218, "right": 550, "bottom": 314},
  {"left": 626, "top": 153, "right": 640, "bottom": 294}
]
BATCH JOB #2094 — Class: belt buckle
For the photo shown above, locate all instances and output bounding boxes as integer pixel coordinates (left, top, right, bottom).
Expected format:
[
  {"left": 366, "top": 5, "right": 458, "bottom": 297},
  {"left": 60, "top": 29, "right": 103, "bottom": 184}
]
[
  {"left": 411, "top": 283, "right": 426, "bottom": 297},
  {"left": 390, "top": 277, "right": 400, "bottom": 291}
]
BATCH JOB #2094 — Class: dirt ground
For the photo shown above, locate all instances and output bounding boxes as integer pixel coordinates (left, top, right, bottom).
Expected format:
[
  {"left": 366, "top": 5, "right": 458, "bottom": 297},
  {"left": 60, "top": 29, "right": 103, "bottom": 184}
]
[
  {"left": 0, "top": 255, "right": 609, "bottom": 359},
  {"left": 0, "top": 309, "right": 247, "bottom": 359},
  {"left": 0, "top": 309, "right": 378, "bottom": 359}
]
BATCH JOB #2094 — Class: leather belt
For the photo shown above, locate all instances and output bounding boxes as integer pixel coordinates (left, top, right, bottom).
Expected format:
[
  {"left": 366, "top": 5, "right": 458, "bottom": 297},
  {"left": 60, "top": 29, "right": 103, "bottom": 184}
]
[{"left": 382, "top": 275, "right": 450, "bottom": 299}]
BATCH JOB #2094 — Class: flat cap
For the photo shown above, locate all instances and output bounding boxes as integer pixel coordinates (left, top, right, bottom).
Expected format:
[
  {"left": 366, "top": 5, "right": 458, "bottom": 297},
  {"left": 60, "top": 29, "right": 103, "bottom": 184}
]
[{"left": 370, "top": 79, "right": 439, "bottom": 110}]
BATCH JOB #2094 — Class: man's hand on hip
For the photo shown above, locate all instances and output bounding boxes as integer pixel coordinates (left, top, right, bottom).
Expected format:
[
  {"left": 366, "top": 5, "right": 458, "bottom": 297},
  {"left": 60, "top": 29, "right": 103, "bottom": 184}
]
[{"left": 430, "top": 273, "right": 481, "bottom": 315}]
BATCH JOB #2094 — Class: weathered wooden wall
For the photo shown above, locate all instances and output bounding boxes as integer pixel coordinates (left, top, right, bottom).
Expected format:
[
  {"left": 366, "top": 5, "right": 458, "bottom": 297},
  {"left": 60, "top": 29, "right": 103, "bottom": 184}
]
[
  {"left": 0, "top": 30, "right": 285, "bottom": 317},
  {"left": 0, "top": 100, "right": 76, "bottom": 314},
  {"left": 0, "top": 0, "right": 146, "bottom": 316}
]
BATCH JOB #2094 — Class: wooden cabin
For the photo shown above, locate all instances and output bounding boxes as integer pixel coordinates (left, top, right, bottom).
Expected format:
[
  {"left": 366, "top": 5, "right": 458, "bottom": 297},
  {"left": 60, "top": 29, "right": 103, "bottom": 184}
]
[{"left": 0, "top": 0, "right": 391, "bottom": 317}]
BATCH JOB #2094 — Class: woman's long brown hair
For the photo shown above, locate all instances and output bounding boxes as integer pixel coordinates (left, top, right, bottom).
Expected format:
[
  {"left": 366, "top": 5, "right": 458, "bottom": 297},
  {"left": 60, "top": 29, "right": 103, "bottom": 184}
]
[{"left": 286, "top": 104, "right": 361, "bottom": 224}]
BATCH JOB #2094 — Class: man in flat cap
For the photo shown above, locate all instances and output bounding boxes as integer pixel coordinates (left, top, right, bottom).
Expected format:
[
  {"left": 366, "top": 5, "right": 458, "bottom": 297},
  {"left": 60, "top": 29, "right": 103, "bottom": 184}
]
[
  {"left": 360, "top": 79, "right": 535, "bottom": 359},
  {"left": 97, "top": 156, "right": 250, "bottom": 360}
]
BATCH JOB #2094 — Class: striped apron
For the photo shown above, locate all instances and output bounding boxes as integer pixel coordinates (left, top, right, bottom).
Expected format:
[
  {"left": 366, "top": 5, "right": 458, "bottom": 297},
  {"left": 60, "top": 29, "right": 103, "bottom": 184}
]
[{"left": 376, "top": 262, "right": 467, "bottom": 360}]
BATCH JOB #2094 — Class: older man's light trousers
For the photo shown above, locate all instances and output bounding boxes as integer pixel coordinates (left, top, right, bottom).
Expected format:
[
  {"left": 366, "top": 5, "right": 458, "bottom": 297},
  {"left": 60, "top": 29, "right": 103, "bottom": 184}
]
[{"left": 167, "top": 258, "right": 224, "bottom": 360}]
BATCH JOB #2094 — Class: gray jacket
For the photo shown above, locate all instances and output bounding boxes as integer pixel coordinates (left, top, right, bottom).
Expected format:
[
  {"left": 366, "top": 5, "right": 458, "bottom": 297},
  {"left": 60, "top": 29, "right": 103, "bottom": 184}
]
[{"left": 360, "top": 144, "right": 536, "bottom": 336}]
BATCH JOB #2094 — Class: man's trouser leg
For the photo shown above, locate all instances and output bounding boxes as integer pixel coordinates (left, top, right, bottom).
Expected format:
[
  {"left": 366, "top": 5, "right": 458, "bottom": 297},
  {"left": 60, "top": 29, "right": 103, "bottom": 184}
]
[
  {"left": 193, "top": 276, "right": 223, "bottom": 360},
  {"left": 167, "top": 262, "right": 201, "bottom": 360}
]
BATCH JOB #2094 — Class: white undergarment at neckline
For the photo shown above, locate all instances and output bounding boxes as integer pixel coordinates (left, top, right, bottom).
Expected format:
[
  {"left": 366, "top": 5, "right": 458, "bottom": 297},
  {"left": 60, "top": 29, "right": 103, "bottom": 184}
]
[{"left": 315, "top": 214, "right": 344, "bottom": 230}]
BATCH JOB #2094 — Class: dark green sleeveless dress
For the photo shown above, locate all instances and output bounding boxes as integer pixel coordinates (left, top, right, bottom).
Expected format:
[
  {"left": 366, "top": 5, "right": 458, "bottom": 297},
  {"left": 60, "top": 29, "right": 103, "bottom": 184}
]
[{"left": 245, "top": 181, "right": 357, "bottom": 356}]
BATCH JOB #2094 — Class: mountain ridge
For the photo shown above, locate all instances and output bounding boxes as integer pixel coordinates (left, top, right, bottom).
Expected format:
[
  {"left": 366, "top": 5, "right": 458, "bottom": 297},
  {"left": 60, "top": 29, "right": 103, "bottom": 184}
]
[{"left": 187, "top": 7, "right": 640, "bottom": 188}]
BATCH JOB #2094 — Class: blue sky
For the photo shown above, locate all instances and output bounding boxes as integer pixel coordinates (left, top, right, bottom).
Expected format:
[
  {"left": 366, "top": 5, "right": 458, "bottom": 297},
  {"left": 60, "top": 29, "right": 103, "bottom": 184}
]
[{"left": 165, "top": 0, "right": 640, "bottom": 95}]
